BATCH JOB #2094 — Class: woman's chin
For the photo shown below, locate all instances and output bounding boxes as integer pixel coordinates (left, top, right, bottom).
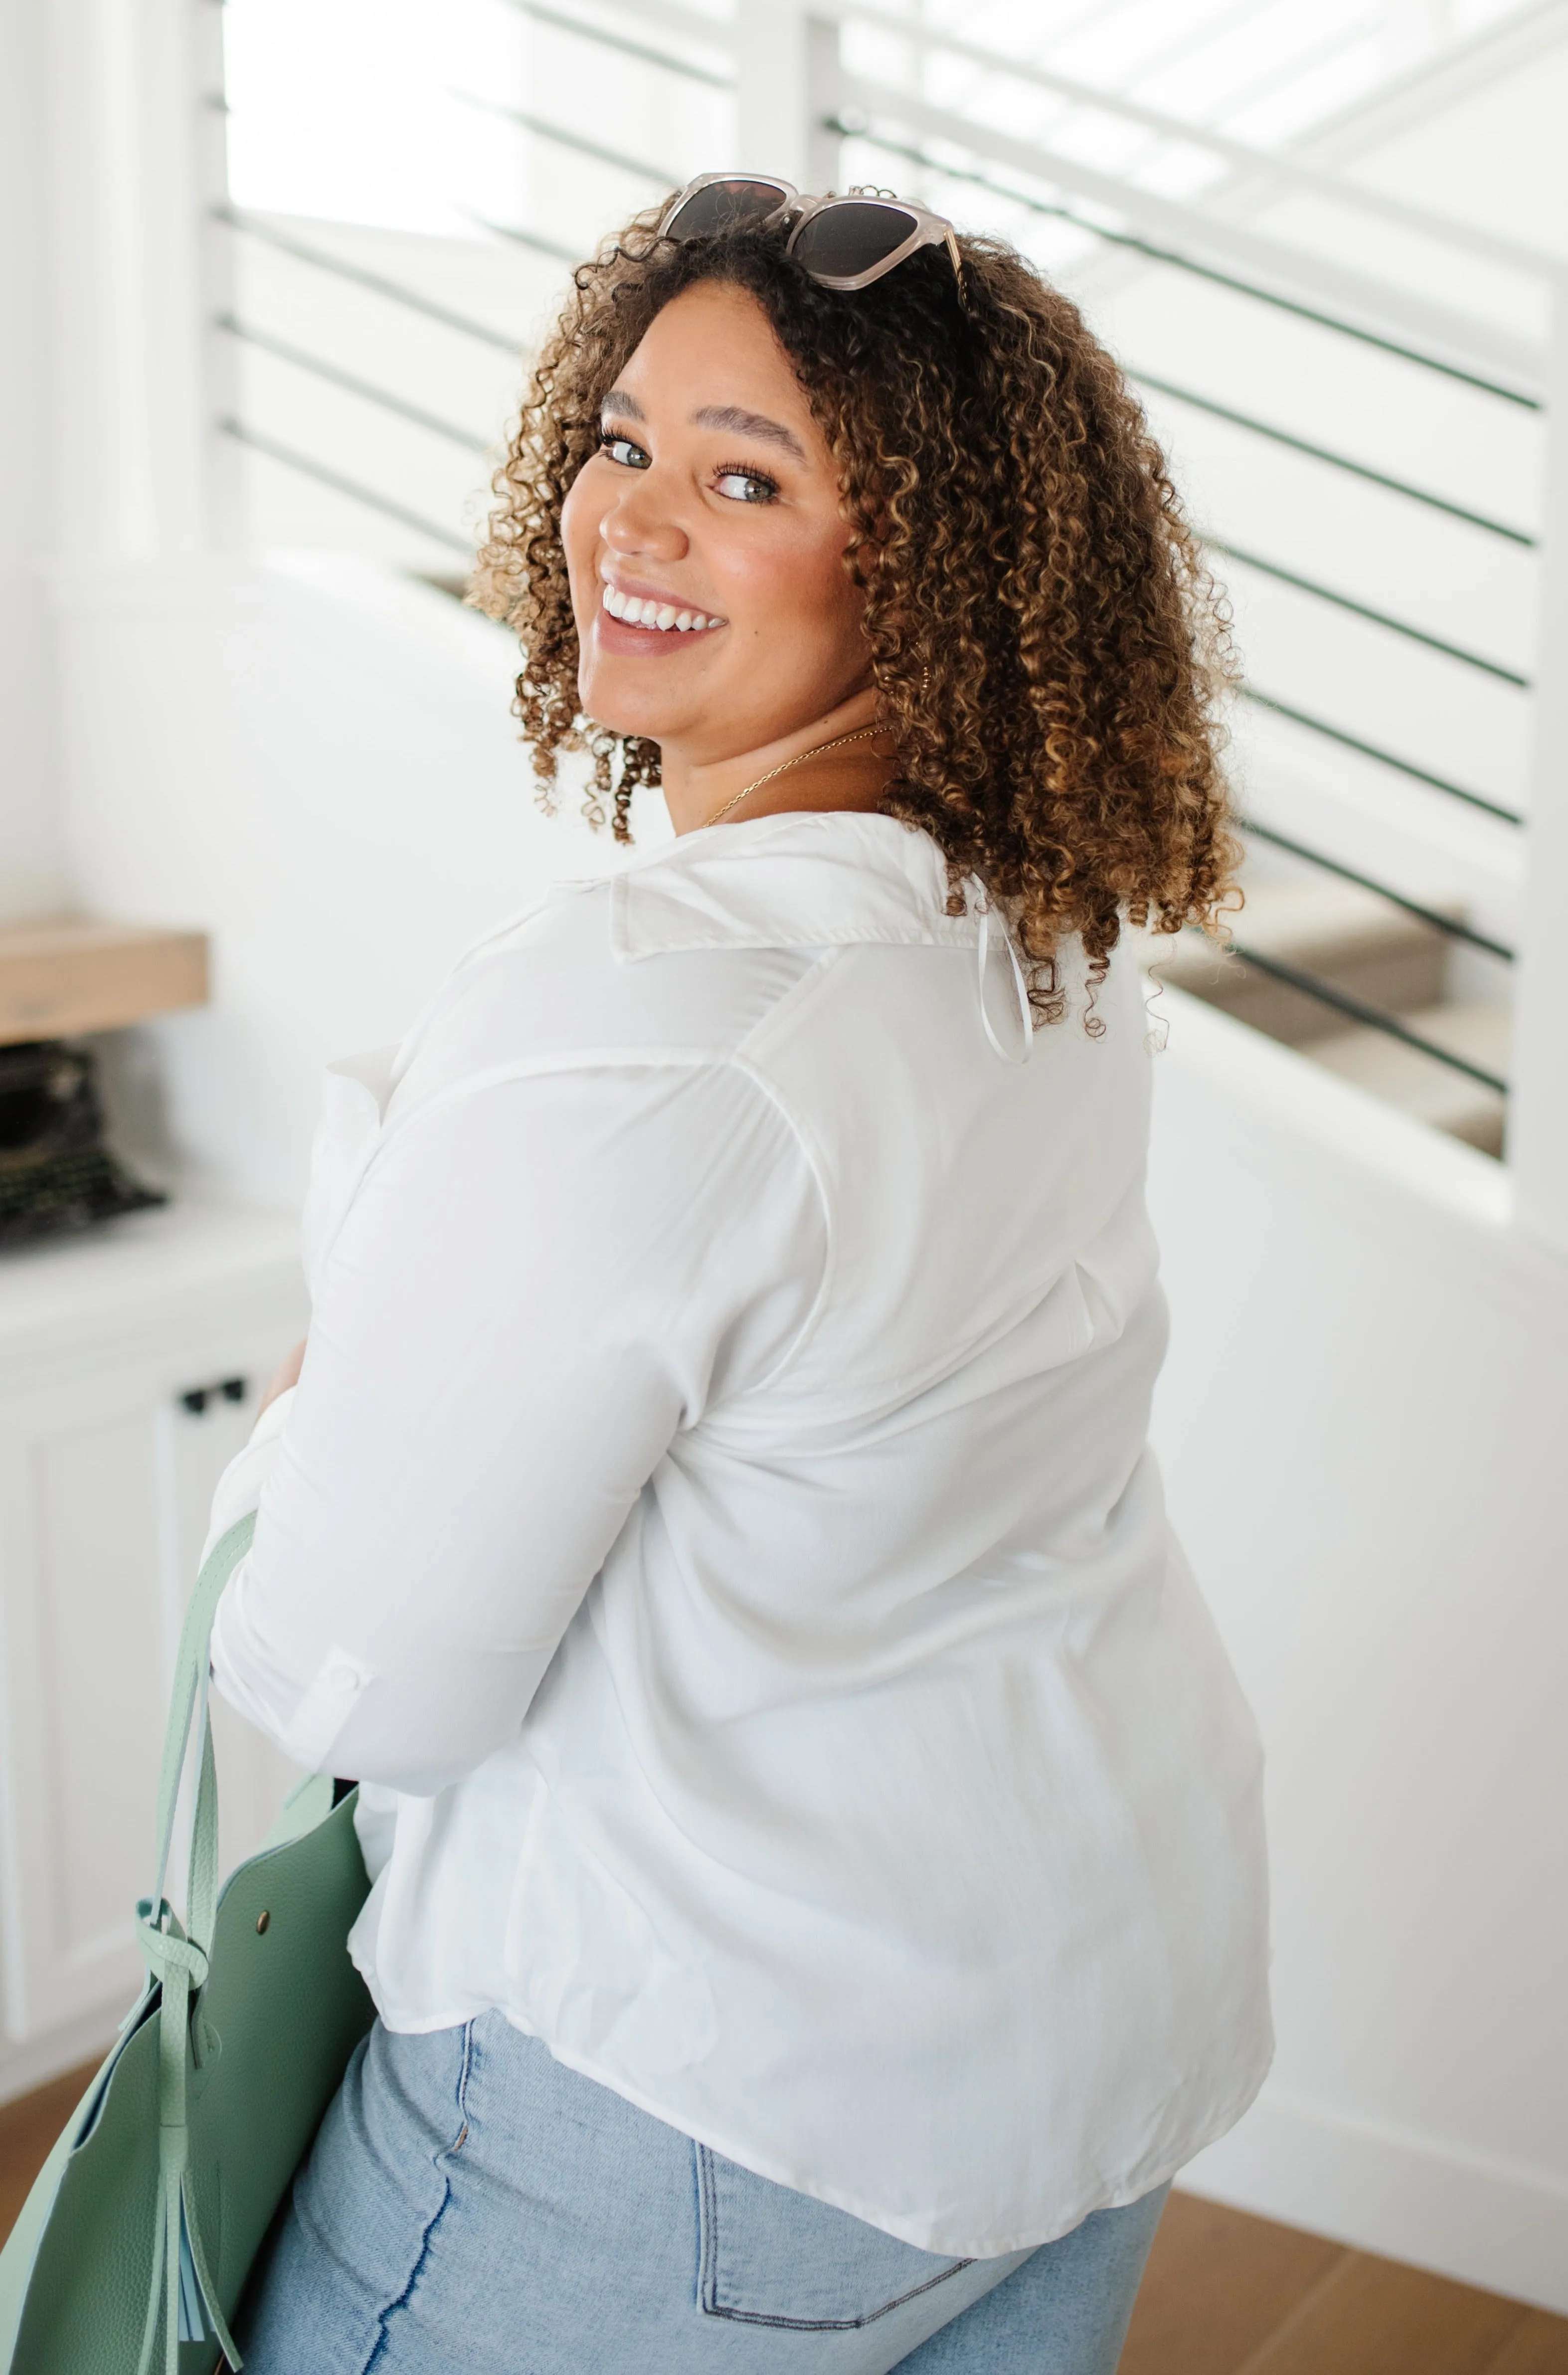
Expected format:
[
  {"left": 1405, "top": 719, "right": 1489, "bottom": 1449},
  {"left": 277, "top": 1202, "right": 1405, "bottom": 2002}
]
[{"left": 579, "top": 667, "right": 705, "bottom": 746}]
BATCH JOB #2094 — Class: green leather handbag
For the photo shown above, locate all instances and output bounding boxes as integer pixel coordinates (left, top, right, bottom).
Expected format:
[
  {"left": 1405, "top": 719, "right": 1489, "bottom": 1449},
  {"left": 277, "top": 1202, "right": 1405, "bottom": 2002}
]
[{"left": 0, "top": 1512, "right": 376, "bottom": 2373}]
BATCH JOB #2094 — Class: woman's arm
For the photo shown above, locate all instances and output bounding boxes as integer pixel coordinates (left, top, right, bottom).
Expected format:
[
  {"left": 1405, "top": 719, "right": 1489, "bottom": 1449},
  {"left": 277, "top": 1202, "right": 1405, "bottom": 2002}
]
[
  {"left": 258, "top": 1337, "right": 306, "bottom": 1415},
  {"left": 209, "top": 1058, "right": 825, "bottom": 1796}
]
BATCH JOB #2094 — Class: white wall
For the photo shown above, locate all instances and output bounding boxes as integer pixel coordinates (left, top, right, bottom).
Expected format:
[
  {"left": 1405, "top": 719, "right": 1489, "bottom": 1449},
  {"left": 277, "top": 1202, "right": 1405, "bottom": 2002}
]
[
  {"left": 50, "top": 556, "right": 663, "bottom": 1205},
  {"left": 0, "top": 0, "right": 66, "bottom": 918},
  {"left": 1129, "top": 48, "right": 1568, "bottom": 2306},
  {"left": 1147, "top": 992, "right": 1568, "bottom": 2310}
]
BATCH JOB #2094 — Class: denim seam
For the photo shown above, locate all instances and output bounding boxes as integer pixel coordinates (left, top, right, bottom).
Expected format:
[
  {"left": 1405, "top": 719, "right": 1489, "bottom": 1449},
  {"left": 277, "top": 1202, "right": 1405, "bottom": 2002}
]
[
  {"left": 359, "top": 2021, "right": 475, "bottom": 2374},
  {"left": 697, "top": 2140, "right": 719, "bottom": 2311},
  {"left": 449, "top": 2015, "right": 475, "bottom": 2153},
  {"left": 694, "top": 2144, "right": 973, "bottom": 2331}
]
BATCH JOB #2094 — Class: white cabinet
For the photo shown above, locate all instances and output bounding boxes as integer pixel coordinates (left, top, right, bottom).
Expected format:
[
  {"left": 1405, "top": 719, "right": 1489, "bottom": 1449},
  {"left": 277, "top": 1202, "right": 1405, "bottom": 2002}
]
[{"left": 0, "top": 1195, "right": 309, "bottom": 2100}]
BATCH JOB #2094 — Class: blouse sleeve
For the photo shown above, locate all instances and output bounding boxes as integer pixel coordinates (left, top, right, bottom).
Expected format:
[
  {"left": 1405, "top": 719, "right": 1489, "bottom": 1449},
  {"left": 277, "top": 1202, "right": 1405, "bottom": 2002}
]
[{"left": 209, "top": 1059, "right": 826, "bottom": 1796}]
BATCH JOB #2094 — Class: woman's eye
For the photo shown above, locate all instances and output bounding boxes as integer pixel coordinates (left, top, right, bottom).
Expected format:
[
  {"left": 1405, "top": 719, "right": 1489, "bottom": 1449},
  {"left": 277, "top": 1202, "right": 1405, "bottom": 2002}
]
[
  {"left": 714, "top": 467, "right": 779, "bottom": 506},
  {"left": 600, "top": 433, "right": 650, "bottom": 470}
]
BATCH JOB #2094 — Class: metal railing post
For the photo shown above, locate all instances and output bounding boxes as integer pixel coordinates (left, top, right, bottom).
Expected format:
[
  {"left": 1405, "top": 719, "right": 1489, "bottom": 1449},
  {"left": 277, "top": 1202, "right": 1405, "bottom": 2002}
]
[
  {"left": 193, "top": 0, "right": 244, "bottom": 549},
  {"left": 806, "top": 16, "right": 845, "bottom": 193},
  {"left": 735, "top": 0, "right": 809, "bottom": 183},
  {"left": 1511, "top": 271, "right": 1568, "bottom": 1254},
  {"left": 42, "top": 0, "right": 215, "bottom": 562},
  {"left": 734, "top": 1, "right": 842, "bottom": 190}
]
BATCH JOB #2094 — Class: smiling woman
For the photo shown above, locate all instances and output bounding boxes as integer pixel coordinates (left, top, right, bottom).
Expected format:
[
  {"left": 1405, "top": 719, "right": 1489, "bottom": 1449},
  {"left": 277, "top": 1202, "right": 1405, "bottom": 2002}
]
[
  {"left": 556, "top": 279, "right": 891, "bottom": 835},
  {"left": 474, "top": 196, "right": 1239, "bottom": 1006},
  {"left": 212, "top": 181, "right": 1269, "bottom": 2375}
]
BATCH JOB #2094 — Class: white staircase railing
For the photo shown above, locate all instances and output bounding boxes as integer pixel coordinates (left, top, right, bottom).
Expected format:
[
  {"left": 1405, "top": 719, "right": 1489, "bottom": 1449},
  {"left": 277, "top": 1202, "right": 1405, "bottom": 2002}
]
[{"left": 189, "top": 0, "right": 1568, "bottom": 1251}]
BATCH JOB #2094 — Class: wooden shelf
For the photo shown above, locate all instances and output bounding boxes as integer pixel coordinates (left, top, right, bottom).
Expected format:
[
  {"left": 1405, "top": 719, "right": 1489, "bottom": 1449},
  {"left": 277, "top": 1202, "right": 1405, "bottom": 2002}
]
[{"left": 0, "top": 919, "right": 208, "bottom": 1046}]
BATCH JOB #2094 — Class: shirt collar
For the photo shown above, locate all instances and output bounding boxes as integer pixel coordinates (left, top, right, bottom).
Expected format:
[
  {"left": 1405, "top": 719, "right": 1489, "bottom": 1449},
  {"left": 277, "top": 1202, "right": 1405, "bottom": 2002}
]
[{"left": 604, "top": 810, "right": 982, "bottom": 961}]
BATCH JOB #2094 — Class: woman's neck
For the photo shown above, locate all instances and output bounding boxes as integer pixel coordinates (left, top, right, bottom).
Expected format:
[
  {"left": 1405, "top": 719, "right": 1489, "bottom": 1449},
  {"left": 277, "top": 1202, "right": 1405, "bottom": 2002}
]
[{"left": 662, "top": 688, "right": 893, "bottom": 837}]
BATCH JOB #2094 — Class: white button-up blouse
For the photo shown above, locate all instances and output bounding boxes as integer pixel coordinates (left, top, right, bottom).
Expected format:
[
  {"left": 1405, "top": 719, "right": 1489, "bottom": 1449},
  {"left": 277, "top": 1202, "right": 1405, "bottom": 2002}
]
[{"left": 207, "top": 807, "right": 1270, "bottom": 2258}]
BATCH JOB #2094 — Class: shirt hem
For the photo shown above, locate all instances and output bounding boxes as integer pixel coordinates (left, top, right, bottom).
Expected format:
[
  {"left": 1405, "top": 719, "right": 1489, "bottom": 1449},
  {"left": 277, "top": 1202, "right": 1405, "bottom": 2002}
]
[{"left": 351, "top": 1959, "right": 1271, "bottom": 2259}]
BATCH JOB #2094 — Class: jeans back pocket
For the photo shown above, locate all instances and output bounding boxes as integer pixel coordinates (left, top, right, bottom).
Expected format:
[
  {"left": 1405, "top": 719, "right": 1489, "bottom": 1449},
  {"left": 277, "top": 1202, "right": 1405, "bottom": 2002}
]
[{"left": 695, "top": 2144, "right": 972, "bottom": 2331}]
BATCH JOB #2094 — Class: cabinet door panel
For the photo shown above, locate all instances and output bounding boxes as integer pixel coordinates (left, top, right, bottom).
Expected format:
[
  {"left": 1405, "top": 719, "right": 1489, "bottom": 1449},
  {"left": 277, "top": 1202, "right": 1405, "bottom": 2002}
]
[
  {"left": 0, "top": 1303, "right": 305, "bottom": 2046},
  {"left": 0, "top": 1364, "right": 171, "bottom": 2037},
  {"left": 33, "top": 1408, "right": 168, "bottom": 1978}
]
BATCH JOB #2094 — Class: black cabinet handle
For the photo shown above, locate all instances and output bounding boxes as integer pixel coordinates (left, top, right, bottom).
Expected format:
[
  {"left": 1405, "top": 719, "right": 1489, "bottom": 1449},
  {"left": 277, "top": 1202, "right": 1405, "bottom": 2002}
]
[{"left": 177, "top": 1375, "right": 251, "bottom": 1418}]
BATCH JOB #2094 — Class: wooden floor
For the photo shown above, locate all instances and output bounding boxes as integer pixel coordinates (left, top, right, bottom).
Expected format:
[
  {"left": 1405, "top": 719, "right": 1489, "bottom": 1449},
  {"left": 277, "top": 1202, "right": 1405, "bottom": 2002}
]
[
  {"left": 1120, "top": 2190, "right": 1568, "bottom": 2375},
  {"left": 4, "top": 2066, "right": 1567, "bottom": 2371},
  {"left": 0, "top": 2063, "right": 100, "bottom": 2246}
]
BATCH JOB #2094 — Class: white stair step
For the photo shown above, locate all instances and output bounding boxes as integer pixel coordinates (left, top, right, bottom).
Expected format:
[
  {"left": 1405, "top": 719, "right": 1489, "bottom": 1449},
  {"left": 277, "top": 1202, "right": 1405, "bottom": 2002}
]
[
  {"left": 1154, "top": 880, "right": 1454, "bottom": 1046},
  {"left": 1305, "top": 1004, "right": 1511, "bottom": 1155}
]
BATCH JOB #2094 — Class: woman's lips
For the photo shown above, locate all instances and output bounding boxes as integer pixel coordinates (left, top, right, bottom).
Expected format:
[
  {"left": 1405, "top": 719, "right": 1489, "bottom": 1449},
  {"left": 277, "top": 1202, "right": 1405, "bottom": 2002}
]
[{"left": 593, "top": 605, "right": 727, "bottom": 657}]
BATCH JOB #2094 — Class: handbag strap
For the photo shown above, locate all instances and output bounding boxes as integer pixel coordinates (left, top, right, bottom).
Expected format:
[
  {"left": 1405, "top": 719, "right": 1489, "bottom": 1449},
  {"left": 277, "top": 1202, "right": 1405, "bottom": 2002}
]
[
  {"left": 150, "top": 1513, "right": 256, "bottom": 1929},
  {"left": 133, "top": 1511, "right": 258, "bottom": 2375}
]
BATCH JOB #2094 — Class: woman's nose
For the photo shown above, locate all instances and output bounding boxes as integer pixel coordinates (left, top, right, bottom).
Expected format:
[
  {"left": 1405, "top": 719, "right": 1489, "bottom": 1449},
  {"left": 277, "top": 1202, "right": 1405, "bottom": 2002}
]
[{"left": 601, "top": 480, "right": 688, "bottom": 565}]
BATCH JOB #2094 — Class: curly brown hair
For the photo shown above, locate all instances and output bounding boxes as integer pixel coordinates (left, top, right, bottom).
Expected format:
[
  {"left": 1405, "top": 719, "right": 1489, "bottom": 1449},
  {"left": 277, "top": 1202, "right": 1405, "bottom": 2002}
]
[{"left": 473, "top": 200, "right": 1238, "bottom": 1016}]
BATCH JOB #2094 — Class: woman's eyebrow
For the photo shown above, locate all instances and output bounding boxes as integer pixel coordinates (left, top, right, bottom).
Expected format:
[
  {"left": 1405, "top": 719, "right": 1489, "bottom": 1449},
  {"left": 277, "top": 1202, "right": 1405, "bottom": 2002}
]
[
  {"left": 693, "top": 403, "right": 806, "bottom": 461},
  {"left": 598, "top": 390, "right": 806, "bottom": 462}
]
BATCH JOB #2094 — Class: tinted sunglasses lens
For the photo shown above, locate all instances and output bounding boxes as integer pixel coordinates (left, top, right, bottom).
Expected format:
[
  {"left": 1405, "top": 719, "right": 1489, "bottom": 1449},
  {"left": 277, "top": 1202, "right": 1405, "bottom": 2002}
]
[
  {"left": 664, "top": 179, "right": 788, "bottom": 239},
  {"left": 791, "top": 201, "right": 917, "bottom": 279}
]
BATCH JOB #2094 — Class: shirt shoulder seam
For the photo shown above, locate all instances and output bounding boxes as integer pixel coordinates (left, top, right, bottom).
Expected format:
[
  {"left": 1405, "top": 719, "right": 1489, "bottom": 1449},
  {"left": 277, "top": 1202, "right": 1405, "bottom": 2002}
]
[
  {"left": 719, "top": 1051, "right": 838, "bottom": 1395},
  {"left": 378, "top": 1043, "right": 836, "bottom": 1395}
]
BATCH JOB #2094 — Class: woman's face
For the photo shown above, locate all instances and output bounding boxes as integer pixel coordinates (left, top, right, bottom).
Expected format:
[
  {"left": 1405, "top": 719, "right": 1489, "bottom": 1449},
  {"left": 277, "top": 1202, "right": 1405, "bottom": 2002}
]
[{"left": 560, "top": 281, "right": 871, "bottom": 764}]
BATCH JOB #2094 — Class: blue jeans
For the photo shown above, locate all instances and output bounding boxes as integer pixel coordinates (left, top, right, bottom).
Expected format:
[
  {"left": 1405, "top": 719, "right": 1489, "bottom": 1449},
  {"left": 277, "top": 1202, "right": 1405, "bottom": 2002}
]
[{"left": 240, "top": 2014, "right": 1168, "bottom": 2374}]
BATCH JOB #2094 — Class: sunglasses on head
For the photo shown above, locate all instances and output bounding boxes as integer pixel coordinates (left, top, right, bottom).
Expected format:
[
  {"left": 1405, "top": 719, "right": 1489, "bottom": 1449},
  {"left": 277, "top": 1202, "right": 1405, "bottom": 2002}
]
[{"left": 657, "top": 174, "right": 963, "bottom": 294}]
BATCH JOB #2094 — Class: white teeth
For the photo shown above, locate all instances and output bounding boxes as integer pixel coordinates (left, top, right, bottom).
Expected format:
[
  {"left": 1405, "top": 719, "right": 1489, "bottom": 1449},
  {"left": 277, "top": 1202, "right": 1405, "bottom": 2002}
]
[{"left": 600, "top": 585, "right": 727, "bottom": 633}]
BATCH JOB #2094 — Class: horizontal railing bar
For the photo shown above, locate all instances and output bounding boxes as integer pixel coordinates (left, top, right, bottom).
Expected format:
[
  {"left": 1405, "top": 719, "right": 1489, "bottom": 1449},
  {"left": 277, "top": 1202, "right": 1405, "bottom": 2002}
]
[
  {"left": 837, "top": 77, "right": 1545, "bottom": 393},
  {"left": 1239, "top": 689, "right": 1525, "bottom": 823},
  {"left": 453, "top": 95, "right": 677, "bottom": 187},
  {"left": 1129, "top": 368, "right": 1537, "bottom": 544},
  {"left": 1214, "top": 939, "right": 1509, "bottom": 1094},
  {"left": 498, "top": 0, "right": 732, "bottom": 86},
  {"left": 1206, "top": 537, "right": 1531, "bottom": 684},
  {"left": 467, "top": 211, "right": 581, "bottom": 263},
  {"left": 831, "top": 107, "right": 1539, "bottom": 408},
  {"left": 835, "top": 0, "right": 1560, "bottom": 279},
  {"left": 833, "top": 127, "right": 1542, "bottom": 406},
  {"left": 218, "top": 418, "right": 475, "bottom": 555},
  {"left": 215, "top": 315, "right": 492, "bottom": 452},
  {"left": 216, "top": 206, "right": 521, "bottom": 354},
  {"left": 588, "top": 0, "right": 735, "bottom": 45},
  {"left": 1234, "top": 814, "right": 1516, "bottom": 959}
]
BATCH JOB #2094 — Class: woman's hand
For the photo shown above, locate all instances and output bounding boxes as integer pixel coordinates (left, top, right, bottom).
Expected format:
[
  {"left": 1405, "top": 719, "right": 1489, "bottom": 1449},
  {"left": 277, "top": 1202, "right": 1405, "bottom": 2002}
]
[{"left": 258, "top": 1337, "right": 307, "bottom": 1417}]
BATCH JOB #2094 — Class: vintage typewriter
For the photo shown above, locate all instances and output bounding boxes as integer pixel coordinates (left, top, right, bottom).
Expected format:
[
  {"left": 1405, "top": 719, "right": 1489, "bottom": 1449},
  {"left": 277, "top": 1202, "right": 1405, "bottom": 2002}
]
[{"left": 0, "top": 1040, "right": 166, "bottom": 1250}]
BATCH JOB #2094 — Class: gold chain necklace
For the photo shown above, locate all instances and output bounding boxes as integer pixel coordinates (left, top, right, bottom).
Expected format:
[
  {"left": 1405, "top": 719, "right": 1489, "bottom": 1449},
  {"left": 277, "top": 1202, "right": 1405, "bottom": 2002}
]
[{"left": 700, "top": 724, "right": 887, "bottom": 831}]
